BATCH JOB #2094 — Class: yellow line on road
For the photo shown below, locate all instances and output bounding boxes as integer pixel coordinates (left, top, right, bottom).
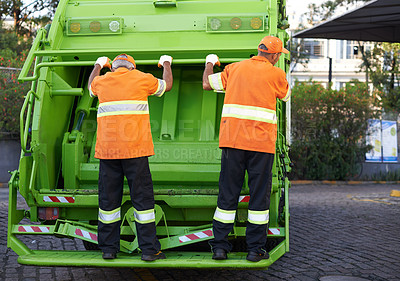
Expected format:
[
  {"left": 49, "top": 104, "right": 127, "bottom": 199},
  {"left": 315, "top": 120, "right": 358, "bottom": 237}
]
[
  {"left": 390, "top": 190, "right": 400, "bottom": 197},
  {"left": 347, "top": 195, "right": 392, "bottom": 205}
]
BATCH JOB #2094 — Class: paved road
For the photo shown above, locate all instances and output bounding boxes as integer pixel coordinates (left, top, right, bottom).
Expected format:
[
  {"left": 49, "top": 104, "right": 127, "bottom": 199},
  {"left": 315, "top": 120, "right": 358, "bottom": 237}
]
[{"left": 1, "top": 184, "right": 400, "bottom": 281}]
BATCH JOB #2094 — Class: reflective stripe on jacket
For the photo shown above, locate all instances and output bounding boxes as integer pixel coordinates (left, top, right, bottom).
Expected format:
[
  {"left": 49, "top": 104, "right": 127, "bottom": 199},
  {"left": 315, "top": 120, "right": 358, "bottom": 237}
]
[
  {"left": 97, "top": 100, "right": 149, "bottom": 118},
  {"left": 222, "top": 104, "right": 277, "bottom": 124}
]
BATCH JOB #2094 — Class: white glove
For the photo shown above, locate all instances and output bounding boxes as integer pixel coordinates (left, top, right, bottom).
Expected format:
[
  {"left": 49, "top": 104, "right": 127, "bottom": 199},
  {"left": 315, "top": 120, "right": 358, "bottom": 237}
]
[
  {"left": 158, "top": 55, "right": 173, "bottom": 68},
  {"left": 206, "top": 54, "right": 220, "bottom": 66},
  {"left": 95, "top": 57, "right": 111, "bottom": 69}
]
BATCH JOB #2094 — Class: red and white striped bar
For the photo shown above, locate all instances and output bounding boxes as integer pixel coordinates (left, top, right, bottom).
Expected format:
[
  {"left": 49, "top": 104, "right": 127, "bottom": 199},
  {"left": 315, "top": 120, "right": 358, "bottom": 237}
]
[
  {"left": 18, "top": 225, "right": 50, "bottom": 233},
  {"left": 179, "top": 229, "right": 213, "bottom": 243},
  {"left": 238, "top": 196, "right": 250, "bottom": 203},
  {"left": 75, "top": 228, "right": 98, "bottom": 242},
  {"left": 43, "top": 196, "right": 75, "bottom": 203},
  {"left": 268, "top": 228, "right": 281, "bottom": 235}
]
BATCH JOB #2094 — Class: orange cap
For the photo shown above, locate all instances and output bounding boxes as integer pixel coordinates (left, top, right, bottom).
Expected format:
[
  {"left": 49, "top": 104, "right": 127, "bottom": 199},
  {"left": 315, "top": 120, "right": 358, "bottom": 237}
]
[
  {"left": 112, "top": 54, "right": 136, "bottom": 68},
  {"left": 258, "top": 36, "right": 289, "bottom": 54}
]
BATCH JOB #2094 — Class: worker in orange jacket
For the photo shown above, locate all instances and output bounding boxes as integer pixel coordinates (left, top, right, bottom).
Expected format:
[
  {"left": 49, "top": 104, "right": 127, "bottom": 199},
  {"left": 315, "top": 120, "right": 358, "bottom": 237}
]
[
  {"left": 202, "top": 36, "right": 290, "bottom": 262},
  {"left": 88, "top": 54, "right": 173, "bottom": 261}
]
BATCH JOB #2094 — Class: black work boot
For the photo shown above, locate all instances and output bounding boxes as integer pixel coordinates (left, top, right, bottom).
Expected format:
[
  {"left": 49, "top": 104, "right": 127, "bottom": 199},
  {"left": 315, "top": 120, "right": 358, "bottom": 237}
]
[
  {"left": 246, "top": 250, "right": 269, "bottom": 262},
  {"left": 212, "top": 248, "right": 228, "bottom": 260},
  {"left": 141, "top": 251, "right": 166, "bottom": 261}
]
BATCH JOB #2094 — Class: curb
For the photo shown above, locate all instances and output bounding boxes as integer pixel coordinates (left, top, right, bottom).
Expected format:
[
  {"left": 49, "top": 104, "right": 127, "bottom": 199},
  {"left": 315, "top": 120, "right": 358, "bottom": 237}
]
[{"left": 291, "top": 180, "right": 400, "bottom": 185}]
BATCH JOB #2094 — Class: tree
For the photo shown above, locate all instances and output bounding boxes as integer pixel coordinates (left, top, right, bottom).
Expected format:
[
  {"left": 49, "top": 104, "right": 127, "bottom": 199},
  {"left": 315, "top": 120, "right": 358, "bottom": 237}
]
[
  {"left": 0, "top": 0, "right": 58, "bottom": 35},
  {"left": 301, "top": 0, "right": 371, "bottom": 27},
  {"left": 360, "top": 43, "right": 400, "bottom": 115},
  {"left": 0, "top": 24, "right": 31, "bottom": 138},
  {"left": 0, "top": 0, "right": 59, "bottom": 138}
]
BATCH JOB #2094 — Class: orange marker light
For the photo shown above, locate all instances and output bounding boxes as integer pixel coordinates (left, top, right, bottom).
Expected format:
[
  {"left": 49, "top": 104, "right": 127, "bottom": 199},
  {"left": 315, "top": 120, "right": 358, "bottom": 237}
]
[
  {"left": 90, "top": 21, "right": 101, "bottom": 33},
  {"left": 251, "top": 17, "right": 262, "bottom": 29},
  {"left": 70, "top": 23, "right": 81, "bottom": 33},
  {"left": 230, "top": 17, "right": 242, "bottom": 30}
]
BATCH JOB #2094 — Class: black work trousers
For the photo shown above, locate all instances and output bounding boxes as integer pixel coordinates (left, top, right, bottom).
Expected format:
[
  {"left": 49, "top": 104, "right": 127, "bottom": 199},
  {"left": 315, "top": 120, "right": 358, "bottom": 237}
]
[
  {"left": 98, "top": 157, "right": 161, "bottom": 255},
  {"left": 209, "top": 148, "right": 274, "bottom": 253}
]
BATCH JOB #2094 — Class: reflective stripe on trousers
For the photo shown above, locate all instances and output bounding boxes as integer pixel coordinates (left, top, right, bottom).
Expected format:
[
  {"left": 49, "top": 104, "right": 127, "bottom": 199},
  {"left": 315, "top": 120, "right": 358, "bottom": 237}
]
[
  {"left": 213, "top": 207, "right": 236, "bottom": 224},
  {"left": 99, "top": 207, "right": 121, "bottom": 224},
  {"left": 134, "top": 208, "right": 156, "bottom": 224},
  {"left": 248, "top": 209, "right": 269, "bottom": 225}
]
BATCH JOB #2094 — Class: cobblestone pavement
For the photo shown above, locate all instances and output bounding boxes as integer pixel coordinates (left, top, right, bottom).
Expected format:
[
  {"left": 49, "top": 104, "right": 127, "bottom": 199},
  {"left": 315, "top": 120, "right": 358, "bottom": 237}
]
[{"left": 1, "top": 184, "right": 400, "bottom": 281}]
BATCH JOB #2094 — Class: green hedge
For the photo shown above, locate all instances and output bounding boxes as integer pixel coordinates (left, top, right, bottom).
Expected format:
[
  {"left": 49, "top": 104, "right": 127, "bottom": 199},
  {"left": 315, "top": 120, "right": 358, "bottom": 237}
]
[
  {"left": 0, "top": 27, "right": 32, "bottom": 139},
  {"left": 0, "top": 54, "right": 31, "bottom": 139},
  {"left": 290, "top": 81, "right": 380, "bottom": 180}
]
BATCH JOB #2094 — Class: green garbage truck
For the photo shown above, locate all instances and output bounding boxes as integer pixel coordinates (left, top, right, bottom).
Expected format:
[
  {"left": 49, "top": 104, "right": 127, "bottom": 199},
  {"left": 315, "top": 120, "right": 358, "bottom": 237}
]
[{"left": 8, "top": 0, "right": 291, "bottom": 269}]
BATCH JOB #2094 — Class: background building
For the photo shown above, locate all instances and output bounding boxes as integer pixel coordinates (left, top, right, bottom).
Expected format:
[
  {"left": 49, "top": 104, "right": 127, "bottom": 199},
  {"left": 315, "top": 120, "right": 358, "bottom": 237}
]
[{"left": 290, "top": 38, "right": 373, "bottom": 90}]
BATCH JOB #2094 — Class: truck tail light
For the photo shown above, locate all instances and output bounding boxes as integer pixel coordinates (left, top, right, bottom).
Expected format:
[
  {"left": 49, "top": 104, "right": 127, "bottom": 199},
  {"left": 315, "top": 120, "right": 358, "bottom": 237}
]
[
  {"left": 70, "top": 22, "right": 81, "bottom": 33},
  {"left": 206, "top": 15, "right": 264, "bottom": 33},
  {"left": 251, "top": 17, "right": 262, "bottom": 29},
  {"left": 230, "top": 17, "right": 242, "bottom": 30},
  {"left": 38, "top": 207, "right": 59, "bottom": 220},
  {"left": 90, "top": 21, "right": 101, "bottom": 33},
  {"left": 66, "top": 17, "right": 123, "bottom": 36}
]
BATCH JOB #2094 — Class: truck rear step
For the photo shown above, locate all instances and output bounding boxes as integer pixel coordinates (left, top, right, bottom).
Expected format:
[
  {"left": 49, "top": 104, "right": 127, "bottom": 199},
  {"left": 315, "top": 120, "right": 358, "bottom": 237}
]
[{"left": 18, "top": 242, "right": 286, "bottom": 269}]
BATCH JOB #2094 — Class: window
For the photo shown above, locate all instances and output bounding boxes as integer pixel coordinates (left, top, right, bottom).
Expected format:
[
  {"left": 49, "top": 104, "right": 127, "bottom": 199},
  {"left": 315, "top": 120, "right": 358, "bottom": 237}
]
[
  {"left": 304, "top": 40, "right": 325, "bottom": 58},
  {"left": 346, "top": 41, "right": 365, "bottom": 59}
]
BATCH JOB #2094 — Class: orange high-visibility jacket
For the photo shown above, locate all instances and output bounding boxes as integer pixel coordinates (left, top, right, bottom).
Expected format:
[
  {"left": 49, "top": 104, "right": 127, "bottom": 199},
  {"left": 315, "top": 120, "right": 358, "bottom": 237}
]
[
  {"left": 208, "top": 56, "right": 290, "bottom": 154},
  {"left": 90, "top": 68, "right": 166, "bottom": 159}
]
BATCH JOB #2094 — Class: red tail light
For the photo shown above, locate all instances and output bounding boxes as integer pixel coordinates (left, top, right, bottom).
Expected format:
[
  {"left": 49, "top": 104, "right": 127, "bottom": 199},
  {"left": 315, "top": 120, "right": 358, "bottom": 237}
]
[{"left": 38, "top": 207, "right": 59, "bottom": 220}]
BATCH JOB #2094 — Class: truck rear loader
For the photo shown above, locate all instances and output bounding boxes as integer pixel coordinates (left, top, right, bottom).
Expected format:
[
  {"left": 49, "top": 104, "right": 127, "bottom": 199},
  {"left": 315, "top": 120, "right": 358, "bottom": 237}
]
[{"left": 8, "top": 0, "right": 292, "bottom": 269}]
